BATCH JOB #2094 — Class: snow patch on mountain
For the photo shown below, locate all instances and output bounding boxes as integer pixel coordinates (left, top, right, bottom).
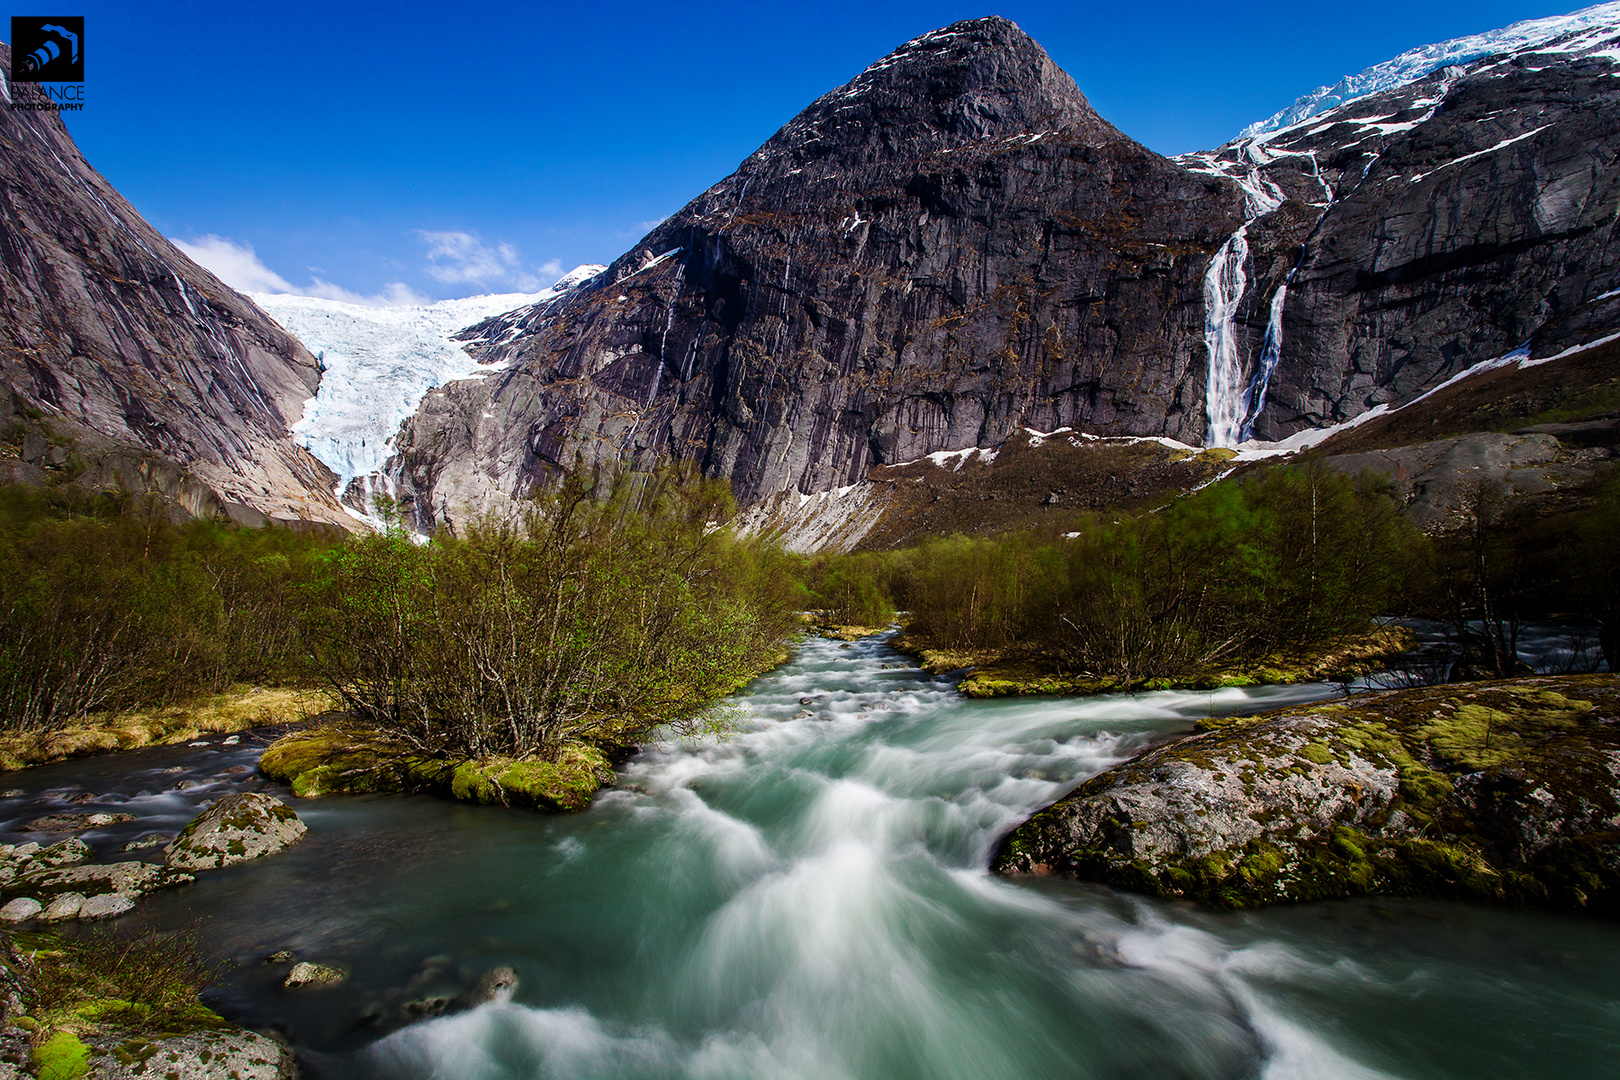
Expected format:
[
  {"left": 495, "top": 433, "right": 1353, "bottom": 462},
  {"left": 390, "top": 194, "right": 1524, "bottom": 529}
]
[
  {"left": 1242, "top": 1, "right": 1620, "bottom": 138},
  {"left": 253, "top": 266, "right": 603, "bottom": 486}
]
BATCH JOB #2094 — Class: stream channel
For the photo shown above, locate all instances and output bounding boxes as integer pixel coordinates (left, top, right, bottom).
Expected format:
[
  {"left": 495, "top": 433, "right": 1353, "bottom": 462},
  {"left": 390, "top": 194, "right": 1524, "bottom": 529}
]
[{"left": 4, "top": 633, "right": 1618, "bottom": 1079}]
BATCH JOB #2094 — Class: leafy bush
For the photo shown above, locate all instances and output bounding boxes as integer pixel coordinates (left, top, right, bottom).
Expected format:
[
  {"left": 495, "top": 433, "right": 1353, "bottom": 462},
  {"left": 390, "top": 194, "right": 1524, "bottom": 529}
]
[{"left": 299, "top": 466, "right": 801, "bottom": 759}]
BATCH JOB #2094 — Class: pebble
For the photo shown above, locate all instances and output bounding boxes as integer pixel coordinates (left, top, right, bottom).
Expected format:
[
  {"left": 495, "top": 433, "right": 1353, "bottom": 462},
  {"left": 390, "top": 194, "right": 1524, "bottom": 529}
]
[{"left": 119, "top": 835, "right": 174, "bottom": 852}]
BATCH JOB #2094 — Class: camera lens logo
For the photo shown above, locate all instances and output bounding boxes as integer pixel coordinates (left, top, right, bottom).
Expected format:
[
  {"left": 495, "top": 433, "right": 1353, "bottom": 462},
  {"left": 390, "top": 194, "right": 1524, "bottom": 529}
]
[{"left": 10, "top": 16, "right": 84, "bottom": 83}]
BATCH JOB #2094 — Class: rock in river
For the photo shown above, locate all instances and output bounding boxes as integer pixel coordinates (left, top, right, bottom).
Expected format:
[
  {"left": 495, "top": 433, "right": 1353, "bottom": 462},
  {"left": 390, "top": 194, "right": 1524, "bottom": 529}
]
[
  {"left": 283, "top": 961, "right": 345, "bottom": 989},
  {"left": 994, "top": 675, "right": 1620, "bottom": 913},
  {"left": 165, "top": 792, "right": 307, "bottom": 871}
]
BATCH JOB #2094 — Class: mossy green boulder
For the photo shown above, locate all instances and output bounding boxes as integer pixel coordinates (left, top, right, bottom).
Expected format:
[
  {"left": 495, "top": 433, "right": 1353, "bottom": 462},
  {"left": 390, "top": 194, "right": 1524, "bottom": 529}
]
[
  {"left": 993, "top": 674, "right": 1620, "bottom": 912},
  {"left": 260, "top": 724, "right": 615, "bottom": 811}
]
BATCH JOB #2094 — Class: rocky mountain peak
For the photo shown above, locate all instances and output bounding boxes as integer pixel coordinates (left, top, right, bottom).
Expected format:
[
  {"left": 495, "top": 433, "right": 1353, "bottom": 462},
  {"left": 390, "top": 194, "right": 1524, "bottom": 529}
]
[{"left": 748, "top": 16, "right": 1116, "bottom": 170}]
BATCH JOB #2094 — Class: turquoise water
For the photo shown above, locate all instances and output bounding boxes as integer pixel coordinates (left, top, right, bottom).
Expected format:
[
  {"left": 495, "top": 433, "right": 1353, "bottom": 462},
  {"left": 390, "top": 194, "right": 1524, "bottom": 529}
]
[{"left": 13, "top": 634, "right": 1620, "bottom": 1078}]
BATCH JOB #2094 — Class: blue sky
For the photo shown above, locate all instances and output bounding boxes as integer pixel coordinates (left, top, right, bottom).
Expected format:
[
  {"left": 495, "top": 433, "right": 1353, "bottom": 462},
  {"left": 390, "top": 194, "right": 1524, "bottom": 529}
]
[{"left": 3, "top": 0, "right": 1592, "bottom": 303}]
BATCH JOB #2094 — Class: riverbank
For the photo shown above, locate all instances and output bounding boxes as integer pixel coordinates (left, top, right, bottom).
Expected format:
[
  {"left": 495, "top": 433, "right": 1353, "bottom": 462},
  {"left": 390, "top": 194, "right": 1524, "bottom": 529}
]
[
  {"left": 258, "top": 645, "right": 793, "bottom": 812},
  {"left": 889, "top": 624, "right": 1418, "bottom": 697},
  {"left": 994, "top": 673, "right": 1620, "bottom": 913},
  {"left": 0, "top": 688, "right": 331, "bottom": 774},
  {"left": 258, "top": 723, "right": 616, "bottom": 811},
  {"left": 0, "top": 926, "right": 294, "bottom": 1079}
]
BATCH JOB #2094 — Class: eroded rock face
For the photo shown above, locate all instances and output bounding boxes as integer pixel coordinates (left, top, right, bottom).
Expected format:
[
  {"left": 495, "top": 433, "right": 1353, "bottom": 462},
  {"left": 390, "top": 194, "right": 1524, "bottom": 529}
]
[
  {"left": 994, "top": 675, "right": 1620, "bottom": 912},
  {"left": 389, "top": 17, "right": 1244, "bottom": 528},
  {"left": 1183, "top": 33, "right": 1620, "bottom": 442},
  {"left": 164, "top": 792, "right": 306, "bottom": 870},
  {"left": 0, "top": 46, "right": 350, "bottom": 528},
  {"left": 388, "top": 17, "right": 1620, "bottom": 531}
]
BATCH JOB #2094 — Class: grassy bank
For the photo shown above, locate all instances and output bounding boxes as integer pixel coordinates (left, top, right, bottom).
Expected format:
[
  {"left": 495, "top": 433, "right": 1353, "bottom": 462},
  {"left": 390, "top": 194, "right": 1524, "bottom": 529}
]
[
  {"left": 0, "top": 468, "right": 803, "bottom": 806},
  {"left": 894, "top": 624, "right": 1418, "bottom": 697},
  {"left": 0, "top": 925, "right": 270, "bottom": 1079},
  {"left": 0, "top": 687, "right": 331, "bottom": 773}
]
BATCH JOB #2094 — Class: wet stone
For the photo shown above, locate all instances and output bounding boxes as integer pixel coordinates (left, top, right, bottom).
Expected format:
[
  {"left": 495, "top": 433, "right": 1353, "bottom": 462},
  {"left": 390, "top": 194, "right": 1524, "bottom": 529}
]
[
  {"left": 25, "top": 811, "right": 136, "bottom": 832},
  {"left": 40, "top": 892, "right": 84, "bottom": 922},
  {"left": 0, "top": 898, "right": 40, "bottom": 922},
  {"left": 283, "top": 961, "right": 346, "bottom": 989}
]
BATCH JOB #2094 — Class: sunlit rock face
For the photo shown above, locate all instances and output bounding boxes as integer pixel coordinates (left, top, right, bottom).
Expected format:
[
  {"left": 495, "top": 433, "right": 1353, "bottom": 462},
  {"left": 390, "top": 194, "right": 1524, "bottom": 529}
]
[
  {"left": 388, "top": 17, "right": 1245, "bottom": 528},
  {"left": 1186, "top": 14, "right": 1620, "bottom": 444},
  {"left": 389, "top": 12, "right": 1620, "bottom": 529},
  {"left": 0, "top": 42, "right": 350, "bottom": 528}
]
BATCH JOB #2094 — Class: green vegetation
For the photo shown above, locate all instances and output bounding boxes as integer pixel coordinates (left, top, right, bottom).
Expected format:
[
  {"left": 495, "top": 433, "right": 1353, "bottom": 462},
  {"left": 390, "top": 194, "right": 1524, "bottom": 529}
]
[
  {"left": 810, "top": 465, "right": 1425, "bottom": 690},
  {"left": 0, "top": 468, "right": 799, "bottom": 810},
  {"left": 0, "top": 924, "right": 226, "bottom": 1075},
  {"left": 0, "top": 486, "right": 336, "bottom": 734},
  {"left": 300, "top": 467, "right": 799, "bottom": 763}
]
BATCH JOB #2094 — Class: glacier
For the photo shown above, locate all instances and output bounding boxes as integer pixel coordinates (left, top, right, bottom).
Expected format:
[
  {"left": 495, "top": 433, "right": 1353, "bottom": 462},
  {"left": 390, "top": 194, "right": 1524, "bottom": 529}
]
[
  {"left": 1242, "top": 1, "right": 1620, "bottom": 138},
  {"left": 253, "top": 265, "right": 603, "bottom": 492}
]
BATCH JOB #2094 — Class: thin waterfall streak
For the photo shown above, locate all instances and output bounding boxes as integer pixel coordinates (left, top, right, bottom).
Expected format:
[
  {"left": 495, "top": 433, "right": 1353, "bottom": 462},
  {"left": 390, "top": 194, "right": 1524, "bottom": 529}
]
[
  {"left": 1240, "top": 276, "right": 1291, "bottom": 442},
  {"left": 1202, "top": 226, "right": 1250, "bottom": 447}
]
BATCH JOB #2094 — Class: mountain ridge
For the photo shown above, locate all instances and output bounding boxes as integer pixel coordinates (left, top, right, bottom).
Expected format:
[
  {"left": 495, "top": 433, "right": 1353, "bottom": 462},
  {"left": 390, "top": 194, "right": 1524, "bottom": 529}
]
[
  {"left": 387, "top": 16, "right": 1247, "bottom": 529},
  {"left": 0, "top": 42, "right": 353, "bottom": 528}
]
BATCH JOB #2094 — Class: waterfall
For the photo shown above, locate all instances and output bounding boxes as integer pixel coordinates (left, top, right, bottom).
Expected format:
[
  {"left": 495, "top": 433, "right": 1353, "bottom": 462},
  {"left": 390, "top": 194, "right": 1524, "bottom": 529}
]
[
  {"left": 1202, "top": 226, "right": 1250, "bottom": 447},
  {"left": 1240, "top": 274, "right": 1291, "bottom": 442}
]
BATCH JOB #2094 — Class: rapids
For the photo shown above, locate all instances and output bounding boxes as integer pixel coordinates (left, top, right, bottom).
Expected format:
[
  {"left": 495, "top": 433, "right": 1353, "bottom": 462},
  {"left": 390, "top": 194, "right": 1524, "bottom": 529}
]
[{"left": 10, "top": 634, "right": 1618, "bottom": 1078}]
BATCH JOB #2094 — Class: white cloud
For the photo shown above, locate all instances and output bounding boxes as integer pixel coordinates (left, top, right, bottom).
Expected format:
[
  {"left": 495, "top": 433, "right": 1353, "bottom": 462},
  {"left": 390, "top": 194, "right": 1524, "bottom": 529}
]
[
  {"left": 173, "top": 234, "right": 429, "bottom": 308},
  {"left": 415, "top": 230, "right": 566, "bottom": 292},
  {"left": 173, "top": 234, "right": 297, "bottom": 293}
]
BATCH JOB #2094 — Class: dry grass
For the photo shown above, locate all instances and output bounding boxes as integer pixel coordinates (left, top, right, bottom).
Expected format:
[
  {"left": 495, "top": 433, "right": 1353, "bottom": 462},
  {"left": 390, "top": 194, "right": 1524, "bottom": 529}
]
[{"left": 0, "top": 686, "right": 336, "bottom": 772}]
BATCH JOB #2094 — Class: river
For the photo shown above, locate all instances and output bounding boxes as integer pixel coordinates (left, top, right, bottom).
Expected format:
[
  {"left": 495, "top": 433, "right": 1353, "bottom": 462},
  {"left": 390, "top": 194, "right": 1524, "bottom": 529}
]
[{"left": 7, "top": 633, "right": 1618, "bottom": 1078}]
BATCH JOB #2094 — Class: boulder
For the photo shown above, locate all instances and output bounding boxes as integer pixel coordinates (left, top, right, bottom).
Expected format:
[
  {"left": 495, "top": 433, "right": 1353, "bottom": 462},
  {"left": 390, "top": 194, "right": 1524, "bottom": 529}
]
[
  {"left": 24, "top": 812, "right": 135, "bottom": 832},
  {"left": 85, "top": 1029, "right": 294, "bottom": 1079},
  {"left": 164, "top": 793, "right": 306, "bottom": 871},
  {"left": 39, "top": 893, "right": 84, "bottom": 922},
  {"left": 282, "top": 961, "right": 345, "bottom": 989},
  {"left": 17, "top": 861, "right": 191, "bottom": 901},
  {"left": 995, "top": 675, "right": 1620, "bottom": 912},
  {"left": 471, "top": 966, "right": 518, "bottom": 1005},
  {"left": 78, "top": 894, "right": 134, "bottom": 920},
  {"left": 0, "top": 898, "right": 40, "bottom": 922},
  {"left": 33, "top": 838, "right": 91, "bottom": 869}
]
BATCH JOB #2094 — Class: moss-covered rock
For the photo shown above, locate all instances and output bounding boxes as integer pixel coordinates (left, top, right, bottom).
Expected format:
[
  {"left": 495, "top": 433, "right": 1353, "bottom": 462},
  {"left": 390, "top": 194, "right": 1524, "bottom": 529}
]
[
  {"left": 163, "top": 793, "right": 306, "bottom": 871},
  {"left": 897, "top": 625, "right": 1417, "bottom": 697},
  {"left": 259, "top": 724, "right": 616, "bottom": 811},
  {"left": 993, "top": 674, "right": 1620, "bottom": 913}
]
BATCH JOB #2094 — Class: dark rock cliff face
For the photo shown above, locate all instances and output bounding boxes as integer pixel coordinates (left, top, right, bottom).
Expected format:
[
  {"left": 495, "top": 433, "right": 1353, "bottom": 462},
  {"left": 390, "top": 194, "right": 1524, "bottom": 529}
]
[
  {"left": 389, "top": 17, "right": 1620, "bottom": 529},
  {"left": 0, "top": 44, "right": 350, "bottom": 527},
  {"left": 1185, "top": 30, "right": 1620, "bottom": 442},
  {"left": 390, "top": 18, "right": 1244, "bottom": 525}
]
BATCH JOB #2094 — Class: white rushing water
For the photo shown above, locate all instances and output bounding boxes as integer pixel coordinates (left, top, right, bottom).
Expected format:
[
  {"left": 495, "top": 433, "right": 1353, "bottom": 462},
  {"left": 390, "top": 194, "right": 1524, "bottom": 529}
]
[
  {"left": 1240, "top": 276, "right": 1291, "bottom": 443},
  {"left": 334, "top": 634, "right": 1485, "bottom": 1080},
  {"left": 1203, "top": 227, "right": 1252, "bottom": 447}
]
